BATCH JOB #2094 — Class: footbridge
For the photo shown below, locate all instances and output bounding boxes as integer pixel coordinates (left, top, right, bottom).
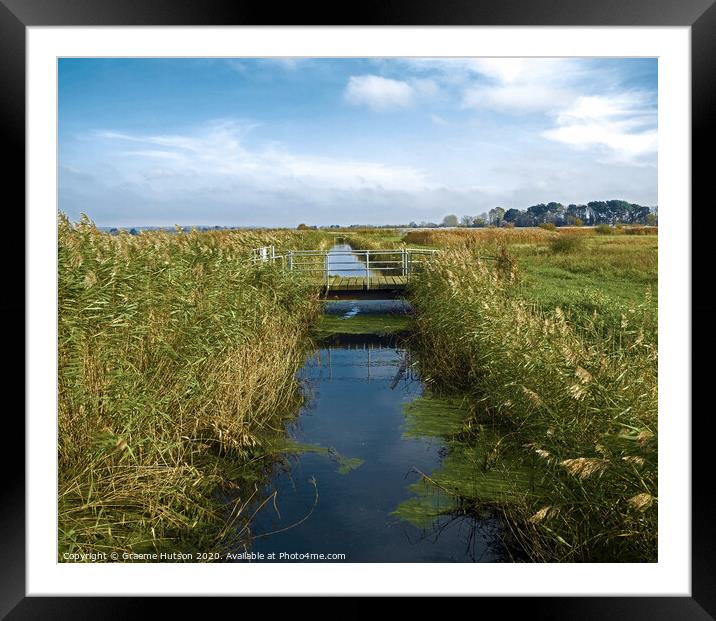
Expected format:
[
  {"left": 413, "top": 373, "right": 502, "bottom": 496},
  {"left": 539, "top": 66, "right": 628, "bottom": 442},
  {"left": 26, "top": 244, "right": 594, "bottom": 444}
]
[{"left": 249, "top": 245, "right": 439, "bottom": 297}]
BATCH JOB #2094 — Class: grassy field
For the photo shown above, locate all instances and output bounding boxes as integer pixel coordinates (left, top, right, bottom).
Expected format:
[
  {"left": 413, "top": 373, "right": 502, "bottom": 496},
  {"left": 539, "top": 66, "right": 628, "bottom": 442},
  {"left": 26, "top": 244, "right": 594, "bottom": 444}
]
[
  {"left": 58, "top": 214, "right": 331, "bottom": 558},
  {"left": 371, "top": 227, "right": 657, "bottom": 340}
]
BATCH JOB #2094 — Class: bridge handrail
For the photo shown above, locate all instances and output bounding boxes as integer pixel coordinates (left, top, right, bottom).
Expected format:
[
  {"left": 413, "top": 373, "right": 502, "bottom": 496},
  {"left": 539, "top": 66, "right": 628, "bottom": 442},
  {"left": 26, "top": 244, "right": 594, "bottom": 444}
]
[
  {"left": 248, "top": 246, "right": 438, "bottom": 261},
  {"left": 248, "top": 245, "right": 444, "bottom": 289},
  {"left": 283, "top": 248, "right": 438, "bottom": 254},
  {"left": 249, "top": 246, "right": 497, "bottom": 290}
]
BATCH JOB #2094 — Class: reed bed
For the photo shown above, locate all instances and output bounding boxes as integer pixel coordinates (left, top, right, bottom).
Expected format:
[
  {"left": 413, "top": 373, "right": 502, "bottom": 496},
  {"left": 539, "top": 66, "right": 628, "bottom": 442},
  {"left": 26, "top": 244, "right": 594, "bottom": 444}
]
[
  {"left": 341, "top": 230, "right": 402, "bottom": 251},
  {"left": 401, "top": 227, "right": 657, "bottom": 341},
  {"left": 58, "top": 214, "right": 325, "bottom": 558},
  {"left": 404, "top": 226, "right": 656, "bottom": 247},
  {"left": 407, "top": 245, "right": 657, "bottom": 562},
  {"left": 403, "top": 227, "right": 556, "bottom": 247},
  {"left": 620, "top": 226, "right": 658, "bottom": 235}
]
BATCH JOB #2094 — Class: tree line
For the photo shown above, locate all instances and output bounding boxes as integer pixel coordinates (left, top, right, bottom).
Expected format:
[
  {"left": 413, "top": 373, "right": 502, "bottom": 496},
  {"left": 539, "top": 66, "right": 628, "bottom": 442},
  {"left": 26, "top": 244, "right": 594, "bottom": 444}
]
[{"left": 410, "top": 200, "right": 658, "bottom": 229}]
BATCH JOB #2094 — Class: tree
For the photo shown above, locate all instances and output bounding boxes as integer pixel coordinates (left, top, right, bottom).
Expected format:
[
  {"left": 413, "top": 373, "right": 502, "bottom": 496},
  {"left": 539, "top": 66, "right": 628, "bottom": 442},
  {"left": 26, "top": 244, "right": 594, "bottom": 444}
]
[
  {"left": 516, "top": 211, "right": 535, "bottom": 227},
  {"left": 567, "top": 204, "right": 588, "bottom": 225},
  {"left": 426, "top": 198, "right": 654, "bottom": 228},
  {"left": 297, "top": 223, "right": 309, "bottom": 230},
  {"left": 629, "top": 204, "right": 651, "bottom": 224},
  {"left": 504, "top": 208, "right": 521, "bottom": 223},
  {"left": 607, "top": 199, "right": 631, "bottom": 224},
  {"left": 545, "top": 202, "right": 565, "bottom": 225},
  {"left": 526, "top": 203, "right": 549, "bottom": 224},
  {"left": 488, "top": 207, "right": 505, "bottom": 227},
  {"left": 442, "top": 214, "right": 459, "bottom": 227},
  {"left": 587, "top": 201, "right": 610, "bottom": 224}
]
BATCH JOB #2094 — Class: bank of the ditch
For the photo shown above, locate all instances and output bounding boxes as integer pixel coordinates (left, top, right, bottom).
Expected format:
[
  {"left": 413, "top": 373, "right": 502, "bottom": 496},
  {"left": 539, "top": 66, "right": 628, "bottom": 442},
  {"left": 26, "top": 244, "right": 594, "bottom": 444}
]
[
  {"left": 58, "top": 215, "right": 330, "bottom": 559},
  {"left": 404, "top": 245, "right": 657, "bottom": 562}
]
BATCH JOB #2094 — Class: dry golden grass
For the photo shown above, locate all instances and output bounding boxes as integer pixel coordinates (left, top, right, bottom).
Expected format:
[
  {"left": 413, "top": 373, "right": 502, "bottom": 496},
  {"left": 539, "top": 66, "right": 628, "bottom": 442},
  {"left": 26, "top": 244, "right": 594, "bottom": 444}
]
[{"left": 404, "top": 227, "right": 556, "bottom": 247}]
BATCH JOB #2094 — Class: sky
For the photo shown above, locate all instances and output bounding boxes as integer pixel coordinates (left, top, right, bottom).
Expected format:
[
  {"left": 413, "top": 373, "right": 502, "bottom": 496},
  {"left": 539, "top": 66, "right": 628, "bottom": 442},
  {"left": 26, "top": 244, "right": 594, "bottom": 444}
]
[{"left": 58, "top": 57, "right": 658, "bottom": 227}]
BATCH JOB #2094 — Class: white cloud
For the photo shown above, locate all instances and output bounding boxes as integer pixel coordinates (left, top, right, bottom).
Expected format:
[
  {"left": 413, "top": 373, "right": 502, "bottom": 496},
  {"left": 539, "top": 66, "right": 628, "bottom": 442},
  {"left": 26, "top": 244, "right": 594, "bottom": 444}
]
[
  {"left": 542, "top": 93, "right": 657, "bottom": 163},
  {"left": 120, "top": 149, "right": 185, "bottom": 160},
  {"left": 344, "top": 75, "right": 416, "bottom": 111},
  {"left": 95, "top": 120, "right": 432, "bottom": 194},
  {"left": 410, "top": 78, "right": 439, "bottom": 97},
  {"left": 462, "top": 83, "right": 572, "bottom": 113},
  {"left": 459, "top": 59, "right": 579, "bottom": 113},
  {"left": 467, "top": 58, "right": 576, "bottom": 84},
  {"left": 430, "top": 114, "right": 448, "bottom": 126},
  {"left": 466, "top": 59, "right": 529, "bottom": 83},
  {"left": 402, "top": 57, "right": 575, "bottom": 84}
]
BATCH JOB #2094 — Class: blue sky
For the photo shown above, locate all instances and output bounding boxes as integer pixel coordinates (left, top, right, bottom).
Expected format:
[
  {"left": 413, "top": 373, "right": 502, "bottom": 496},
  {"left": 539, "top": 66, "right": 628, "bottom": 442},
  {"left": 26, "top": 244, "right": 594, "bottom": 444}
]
[{"left": 58, "top": 57, "right": 657, "bottom": 227}]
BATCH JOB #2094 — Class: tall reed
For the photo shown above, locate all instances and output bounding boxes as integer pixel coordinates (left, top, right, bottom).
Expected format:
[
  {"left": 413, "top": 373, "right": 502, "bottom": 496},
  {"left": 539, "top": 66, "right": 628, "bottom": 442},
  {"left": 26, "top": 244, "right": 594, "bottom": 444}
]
[
  {"left": 403, "top": 227, "right": 556, "bottom": 247},
  {"left": 408, "top": 245, "right": 657, "bottom": 562},
  {"left": 58, "top": 214, "right": 325, "bottom": 558}
]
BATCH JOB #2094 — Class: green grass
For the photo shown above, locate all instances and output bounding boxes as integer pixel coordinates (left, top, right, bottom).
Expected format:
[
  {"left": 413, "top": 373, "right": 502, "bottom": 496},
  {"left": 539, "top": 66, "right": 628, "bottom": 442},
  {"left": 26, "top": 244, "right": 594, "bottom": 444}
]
[
  {"left": 401, "top": 230, "right": 657, "bottom": 342},
  {"left": 510, "top": 236, "right": 657, "bottom": 341}
]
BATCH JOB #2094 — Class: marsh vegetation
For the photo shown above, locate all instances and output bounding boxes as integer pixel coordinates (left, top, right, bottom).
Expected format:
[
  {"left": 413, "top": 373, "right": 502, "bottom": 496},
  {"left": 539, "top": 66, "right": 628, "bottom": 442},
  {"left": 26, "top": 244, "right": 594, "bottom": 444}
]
[
  {"left": 58, "top": 219, "right": 657, "bottom": 562},
  {"left": 58, "top": 214, "right": 329, "bottom": 557},
  {"left": 393, "top": 228, "right": 658, "bottom": 562}
]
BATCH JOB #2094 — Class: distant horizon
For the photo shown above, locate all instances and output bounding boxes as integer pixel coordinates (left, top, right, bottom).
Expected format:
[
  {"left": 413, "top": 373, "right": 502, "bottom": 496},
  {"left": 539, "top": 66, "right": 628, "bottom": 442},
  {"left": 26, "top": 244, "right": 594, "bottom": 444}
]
[
  {"left": 59, "top": 58, "right": 657, "bottom": 227},
  {"left": 67, "top": 196, "right": 658, "bottom": 230}
]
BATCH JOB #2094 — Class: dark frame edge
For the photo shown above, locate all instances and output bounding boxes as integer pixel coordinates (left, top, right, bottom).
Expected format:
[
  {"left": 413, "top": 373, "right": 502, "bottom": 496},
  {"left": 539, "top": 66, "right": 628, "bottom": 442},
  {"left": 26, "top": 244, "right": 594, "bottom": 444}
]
[
  {"left": 691, "top": 0, "right": 716, "bottom": 619},
  {"left": 0, "top": 0, "right": 27, "bottom": 619},
  {"left": 6, "top": 0, "right": 715, "bottom": 617}
]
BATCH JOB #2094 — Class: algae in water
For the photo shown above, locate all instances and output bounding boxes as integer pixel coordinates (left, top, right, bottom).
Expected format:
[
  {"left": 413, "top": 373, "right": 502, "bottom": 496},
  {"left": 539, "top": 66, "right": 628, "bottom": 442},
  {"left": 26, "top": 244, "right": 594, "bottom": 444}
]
[
  {"left": 395, "top": 395, "right": 546, "bottom": 528},
  {"left": 315, "top": 313, "right": 413, "bottom": 338}
]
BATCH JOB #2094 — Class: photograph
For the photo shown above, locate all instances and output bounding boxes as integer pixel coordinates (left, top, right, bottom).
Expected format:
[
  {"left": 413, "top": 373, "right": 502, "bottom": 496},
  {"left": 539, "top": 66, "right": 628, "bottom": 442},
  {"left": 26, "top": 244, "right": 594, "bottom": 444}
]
[
  {"left": 57, "top": 56, "right": 659, "bottom": 564},
  {"left": 11, "top": 6, "right": 707, "bottom": 608}
]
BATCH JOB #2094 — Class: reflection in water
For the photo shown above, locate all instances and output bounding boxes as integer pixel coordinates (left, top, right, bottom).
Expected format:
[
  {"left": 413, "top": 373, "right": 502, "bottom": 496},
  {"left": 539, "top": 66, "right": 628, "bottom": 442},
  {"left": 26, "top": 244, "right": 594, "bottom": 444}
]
[
  {"left": 249, "top": 334, "right": 505, "bottom": 562},
  {"left": 323, "top": 298, "right": 413, "bottom": 317},
  {"left": 326, "top": 243, "right": 373, "bottom": 277}
]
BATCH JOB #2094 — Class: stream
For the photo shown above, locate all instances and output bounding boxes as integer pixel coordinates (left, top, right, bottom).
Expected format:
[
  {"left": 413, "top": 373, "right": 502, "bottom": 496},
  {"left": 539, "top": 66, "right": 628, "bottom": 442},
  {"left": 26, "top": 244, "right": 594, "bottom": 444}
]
[{"left": 247, "top": 246, "right": 506, "bottom": 562}]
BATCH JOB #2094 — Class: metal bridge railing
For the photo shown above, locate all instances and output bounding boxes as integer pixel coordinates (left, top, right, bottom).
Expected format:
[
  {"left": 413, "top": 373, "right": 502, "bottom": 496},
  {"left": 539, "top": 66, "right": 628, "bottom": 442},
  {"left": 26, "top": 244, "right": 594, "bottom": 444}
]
[{"left": 249, "top": 246, "right": 439, "bottom": 290}]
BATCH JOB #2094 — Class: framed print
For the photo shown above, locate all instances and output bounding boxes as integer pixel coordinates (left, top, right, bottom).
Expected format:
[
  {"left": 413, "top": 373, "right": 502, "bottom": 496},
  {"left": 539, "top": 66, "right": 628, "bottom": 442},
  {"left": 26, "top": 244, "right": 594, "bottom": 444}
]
[{"left": 6, "top": 0, "right": 714, "bottom": 615}]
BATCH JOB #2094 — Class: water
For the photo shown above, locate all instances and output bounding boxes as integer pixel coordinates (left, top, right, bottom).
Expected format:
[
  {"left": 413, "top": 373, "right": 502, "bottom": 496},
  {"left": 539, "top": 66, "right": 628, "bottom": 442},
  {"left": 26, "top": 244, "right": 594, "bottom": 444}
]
[
  {"left": 326, "top": 243, "right": 374, "bottom": 277},
  {"left": 323, "top": 298, "right": 413, "bottom": 318},
  {"left": 249, "top": 298, "right": 505, "bottom": 563}
]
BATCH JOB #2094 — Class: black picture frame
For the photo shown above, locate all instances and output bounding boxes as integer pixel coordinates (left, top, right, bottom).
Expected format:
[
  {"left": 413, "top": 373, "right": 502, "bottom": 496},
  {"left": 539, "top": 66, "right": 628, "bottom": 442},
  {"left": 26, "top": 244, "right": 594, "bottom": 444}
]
[{"left": 5, "top": 0, "right": 712, "bottom": 616}]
